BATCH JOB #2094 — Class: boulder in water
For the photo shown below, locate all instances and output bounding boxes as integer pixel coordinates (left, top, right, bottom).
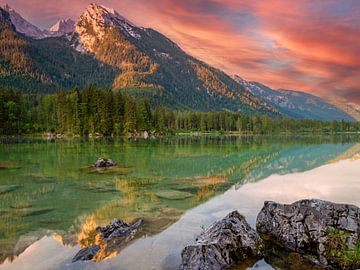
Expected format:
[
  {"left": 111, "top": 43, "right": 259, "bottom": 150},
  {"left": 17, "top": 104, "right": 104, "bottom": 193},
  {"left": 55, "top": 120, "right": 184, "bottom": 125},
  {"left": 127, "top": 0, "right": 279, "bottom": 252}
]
[
  {"left": 256, "top": 199, "right": 360, "bottom": 269},
  {"left": 93, "top": 158, "right": 116, "bottom": 168},
  {"left": 180, "top": 211, "right": 264, "bottom": 270}
]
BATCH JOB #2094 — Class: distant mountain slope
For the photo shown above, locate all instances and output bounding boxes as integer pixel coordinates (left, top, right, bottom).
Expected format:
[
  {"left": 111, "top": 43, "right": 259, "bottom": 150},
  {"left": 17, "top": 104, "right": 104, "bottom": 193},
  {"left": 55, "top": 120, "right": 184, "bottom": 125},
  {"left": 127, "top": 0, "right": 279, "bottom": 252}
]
[
  {"left": 3, "top": 4, "right": 74, "bottom": 38},
  {"left": 3, "top": 4, "right": 47, "bottom": 38},
  {"left": 234, "top": 76, "right": 355, "bottom": 121},
  {"left": 326, "top": 99, "right": 360, "bottom": 121},
  {"left": 0, "top": 4, "right": 277, "bottom": 115},
  {"left": 49, "top": 18, "right": 75, "bottom": 35}
]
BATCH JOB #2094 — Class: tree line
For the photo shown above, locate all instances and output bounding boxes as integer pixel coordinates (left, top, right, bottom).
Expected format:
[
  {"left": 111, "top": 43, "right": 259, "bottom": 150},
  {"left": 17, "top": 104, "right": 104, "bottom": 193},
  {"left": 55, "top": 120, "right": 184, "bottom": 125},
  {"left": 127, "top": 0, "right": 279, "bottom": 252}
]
[{"left": 1, "top": 86, "right": 359, "bottom": 136}]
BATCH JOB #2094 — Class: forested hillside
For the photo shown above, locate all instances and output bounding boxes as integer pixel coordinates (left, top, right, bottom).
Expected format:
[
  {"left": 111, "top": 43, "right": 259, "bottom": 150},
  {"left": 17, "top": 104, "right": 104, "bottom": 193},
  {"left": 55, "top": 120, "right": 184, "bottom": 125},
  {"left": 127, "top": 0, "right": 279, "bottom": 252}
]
[
  {"left": 0, "top": 5, "right": 357, "bottom": 122},
  {"left": 1, "top": 86, "right": 358, "bottom": 136},
  {"left": 0, "top": 5, "right": 277, "bottom": 115},
  {"left": 0, "top": 9, "right": 117, "bottom": 92}
]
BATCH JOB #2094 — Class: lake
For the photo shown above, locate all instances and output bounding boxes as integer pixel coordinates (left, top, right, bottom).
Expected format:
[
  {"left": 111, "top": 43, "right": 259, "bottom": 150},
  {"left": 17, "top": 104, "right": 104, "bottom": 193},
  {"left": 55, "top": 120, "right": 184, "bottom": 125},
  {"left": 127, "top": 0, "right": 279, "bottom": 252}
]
[{"left": 0, "top": 135, "right": 359, "bottom": 270}]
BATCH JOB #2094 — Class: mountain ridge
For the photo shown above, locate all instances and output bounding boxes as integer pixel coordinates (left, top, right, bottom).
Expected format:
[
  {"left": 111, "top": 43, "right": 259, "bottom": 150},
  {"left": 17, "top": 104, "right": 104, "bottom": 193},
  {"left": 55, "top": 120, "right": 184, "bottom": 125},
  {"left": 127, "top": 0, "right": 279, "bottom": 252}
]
[
  {"left": 233, "top": 75, "right": 355, "bottom": 121},
  {"left": 3, "top": 4, "right": 74, "bottom": 38},
  {"left": 0, "top": 3, "right": 357, "bottom": 121},
  {"left": 0, "top": 3, "right": 278, "bottom": 115}
]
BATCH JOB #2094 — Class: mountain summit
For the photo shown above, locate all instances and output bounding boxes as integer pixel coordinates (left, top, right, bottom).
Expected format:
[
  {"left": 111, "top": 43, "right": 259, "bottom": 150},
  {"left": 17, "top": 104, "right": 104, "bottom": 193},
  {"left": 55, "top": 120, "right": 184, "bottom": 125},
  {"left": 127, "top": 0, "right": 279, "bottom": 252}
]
[
  {"left": 75, "top": 3, "right": 140, "bottom": 52},
  {"left": 3, "top": 4, "right": 75, "bottom": 38},
  {"left": 0, "top": 3, "right": 355, "bottom": 120},
  {"left": 3, "top": 4, "right": 47, "bottom": 38},
  {"left": 50, "top": 18, "right": 75, "bottom": 35}
]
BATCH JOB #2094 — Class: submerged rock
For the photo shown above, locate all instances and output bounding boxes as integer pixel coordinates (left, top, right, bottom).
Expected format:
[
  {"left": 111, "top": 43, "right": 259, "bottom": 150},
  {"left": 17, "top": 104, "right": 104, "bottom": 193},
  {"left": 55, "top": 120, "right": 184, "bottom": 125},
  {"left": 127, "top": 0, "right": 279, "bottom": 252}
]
[
  {"left": 0, "top": 185, "right": 21, "bottom": 194},
  {"left": 156, "top": 190, "right": 194, "bottom": 200},
  {"left": 256, "top": 199, "right": 360, "bottom": 269},
  {"left": 93, "top": 158, "right": 116, "bottom": 168},
  {"left": 72, "top": 245, "right": 100, "bottom": 262},
  {"left": 13, "top": 207, "right": 55, "bottom": 217},
  {"left": 180, "top": 211, "right": 264, "bottom": 270}
]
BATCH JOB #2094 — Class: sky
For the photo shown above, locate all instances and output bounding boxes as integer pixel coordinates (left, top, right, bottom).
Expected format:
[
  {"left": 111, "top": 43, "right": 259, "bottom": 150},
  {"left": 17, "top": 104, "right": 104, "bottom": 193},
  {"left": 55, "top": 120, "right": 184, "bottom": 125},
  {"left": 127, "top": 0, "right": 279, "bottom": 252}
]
[{"left": 2, "top": 0, "right": 360, "bottom": 103}]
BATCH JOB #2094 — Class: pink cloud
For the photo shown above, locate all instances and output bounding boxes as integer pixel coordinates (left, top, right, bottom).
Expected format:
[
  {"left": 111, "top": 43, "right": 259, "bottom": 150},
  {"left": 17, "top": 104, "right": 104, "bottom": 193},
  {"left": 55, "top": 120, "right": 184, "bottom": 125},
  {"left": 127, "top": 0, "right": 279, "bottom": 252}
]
[{"left": 3, "top": 0, "right": 360, "bottom": 103}]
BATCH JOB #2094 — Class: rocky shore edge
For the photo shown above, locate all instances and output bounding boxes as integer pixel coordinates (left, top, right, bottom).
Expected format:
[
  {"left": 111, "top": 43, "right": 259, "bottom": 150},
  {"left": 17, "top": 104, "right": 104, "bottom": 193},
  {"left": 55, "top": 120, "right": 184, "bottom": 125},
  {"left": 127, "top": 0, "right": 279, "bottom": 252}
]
[
  {"left": 71, "top": 199, "right": 360, "bottom": 269},
  {"left": 180, "top": 199, "right": 360, "bottom": 270}
]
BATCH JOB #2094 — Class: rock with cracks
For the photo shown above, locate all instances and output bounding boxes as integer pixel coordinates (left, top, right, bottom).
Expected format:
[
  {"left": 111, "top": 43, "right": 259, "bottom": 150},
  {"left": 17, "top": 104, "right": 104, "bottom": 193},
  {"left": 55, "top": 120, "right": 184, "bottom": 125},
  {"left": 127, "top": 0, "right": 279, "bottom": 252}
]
[
  {"left": 97, "top": 218, "right": 143, "bottom": 239},
  {"left": 180, "top": 211, "right": 264, "bottom": 270},
  {"left": 72, "top": 219, "right": 142, "bottom": 262},
  {"left": 256, "top": 199, "right": 360, "bottom": 269},
  {"left": 93, "top": 158, "right": 116, "bottom": 168},
  {"left": 72, "top": 245, "right": 100, "bottom": 262}
]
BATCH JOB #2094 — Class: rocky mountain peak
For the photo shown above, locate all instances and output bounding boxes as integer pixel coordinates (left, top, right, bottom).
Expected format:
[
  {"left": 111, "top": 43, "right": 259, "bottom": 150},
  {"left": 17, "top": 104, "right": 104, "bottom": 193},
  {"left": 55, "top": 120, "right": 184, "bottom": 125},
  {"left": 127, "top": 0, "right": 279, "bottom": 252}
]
[
  {"left": 75, "top": 3, "right": 140, "bottom": 52},
  {"left": 3, "top": 4, "right": 12, "bottom": 11},
  {"left": 50, "top": 18, "right": 75, "bottom": 34},
  {"left": 3, "top": 3, "right": 47, "bottom": 39},
  {"left": 0, "top": 5, "right": 12, "bottom": 23},
  {"left": 3, "top": 4, "right": 74, "bottom": 38},
  {"left": 79, "top": 3, "right": 135, "bottom": 27}
]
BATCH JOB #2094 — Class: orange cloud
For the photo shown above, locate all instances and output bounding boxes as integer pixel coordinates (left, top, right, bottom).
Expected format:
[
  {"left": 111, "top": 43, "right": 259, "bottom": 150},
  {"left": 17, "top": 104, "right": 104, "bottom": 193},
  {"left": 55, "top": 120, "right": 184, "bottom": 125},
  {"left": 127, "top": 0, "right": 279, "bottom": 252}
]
[{"left": 3, "top": 0, "right": 360, "bottom": 103}]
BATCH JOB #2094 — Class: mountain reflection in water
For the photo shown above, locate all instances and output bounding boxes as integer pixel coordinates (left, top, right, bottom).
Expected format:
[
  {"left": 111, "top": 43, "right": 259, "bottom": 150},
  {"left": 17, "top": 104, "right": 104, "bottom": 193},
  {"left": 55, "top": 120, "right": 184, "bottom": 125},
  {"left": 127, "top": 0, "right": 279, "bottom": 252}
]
[{"left": 0, "top": 136, "right": 359, "bottom": 270}]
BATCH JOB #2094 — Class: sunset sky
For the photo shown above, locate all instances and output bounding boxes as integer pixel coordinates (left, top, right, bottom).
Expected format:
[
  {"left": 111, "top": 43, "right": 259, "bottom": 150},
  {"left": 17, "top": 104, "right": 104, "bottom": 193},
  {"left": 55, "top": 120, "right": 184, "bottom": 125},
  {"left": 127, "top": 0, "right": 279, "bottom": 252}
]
[{"left": 2, "top": 0, "right": 360, "bottom": 103}]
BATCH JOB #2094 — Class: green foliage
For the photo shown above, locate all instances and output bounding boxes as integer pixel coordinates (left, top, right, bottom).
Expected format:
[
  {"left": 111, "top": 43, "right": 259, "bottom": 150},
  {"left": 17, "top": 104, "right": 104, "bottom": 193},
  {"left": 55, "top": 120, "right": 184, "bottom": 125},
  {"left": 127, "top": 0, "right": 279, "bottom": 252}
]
[
  {"left": 0, "top": 10, "right": 278, "bottom": 114},
  {"left": 0, "top": 13, "right": 116, "bottom": 92},
  {"left": 325, "top": 229, "right": 360, "bottom": 269},
  {"left": 0, "top": 86, "right": 359, "bottom": 136}
]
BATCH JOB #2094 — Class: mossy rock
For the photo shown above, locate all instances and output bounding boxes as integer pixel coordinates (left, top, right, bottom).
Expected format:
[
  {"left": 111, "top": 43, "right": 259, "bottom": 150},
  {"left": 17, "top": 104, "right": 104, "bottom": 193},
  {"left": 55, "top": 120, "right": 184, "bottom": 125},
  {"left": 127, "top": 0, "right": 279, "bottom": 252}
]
[
  {"left": 28, "top": 175, "right": 57, "bottom": 183},
  {"left": 10, "top": 202, "right": 33, "bottom": 209},
  {"left": 325, "top": 229, "right": 360, "bottom": 269},
  {"left": 155, "top": 190, "right": 194, "bottom": 200}
]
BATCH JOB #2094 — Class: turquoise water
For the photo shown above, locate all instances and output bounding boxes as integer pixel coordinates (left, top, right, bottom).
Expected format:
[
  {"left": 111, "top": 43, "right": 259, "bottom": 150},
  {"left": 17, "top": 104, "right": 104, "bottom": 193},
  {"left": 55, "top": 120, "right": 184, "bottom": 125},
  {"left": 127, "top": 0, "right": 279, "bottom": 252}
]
[{"left": 0, "top": 136, "right": 359, "bottom": 269}]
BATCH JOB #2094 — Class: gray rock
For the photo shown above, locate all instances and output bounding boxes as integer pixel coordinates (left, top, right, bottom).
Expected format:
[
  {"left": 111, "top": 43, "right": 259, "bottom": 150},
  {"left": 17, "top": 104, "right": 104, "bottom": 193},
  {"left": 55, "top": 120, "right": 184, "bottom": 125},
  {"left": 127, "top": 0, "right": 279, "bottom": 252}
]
[
  {"left": 180, "top": 211, "right": 264, "bottom": 270},
  {"left": 72, "top": 219, "right": 143, "bottom": 263},
  {"left": 72, "top": 245, "right": 100, "bottom": 262},
  {"left": 256, "top": 199, "right": 360, "bottom": 269},
  {"left": 97, "top": 219, "right": 143, "bottom": 239},
  {"left": 93, "top": 158, "right": 116, "bottom": 168}
]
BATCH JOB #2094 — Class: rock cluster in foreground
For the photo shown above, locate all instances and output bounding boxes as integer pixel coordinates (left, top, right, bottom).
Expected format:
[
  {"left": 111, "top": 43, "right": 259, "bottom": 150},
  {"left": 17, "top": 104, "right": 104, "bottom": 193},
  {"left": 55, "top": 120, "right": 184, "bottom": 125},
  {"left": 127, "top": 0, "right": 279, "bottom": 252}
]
[
  {"left": 180, "top": 199, "right": 360, "bottom": 270},
  {"left": 179, "top": 211, "right": 264, "bottom": 270}
]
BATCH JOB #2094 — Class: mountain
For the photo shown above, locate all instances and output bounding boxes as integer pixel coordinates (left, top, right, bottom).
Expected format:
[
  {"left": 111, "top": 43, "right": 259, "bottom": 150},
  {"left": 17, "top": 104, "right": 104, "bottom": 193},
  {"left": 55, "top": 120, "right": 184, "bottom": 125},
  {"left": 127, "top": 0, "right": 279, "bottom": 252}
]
[
  {"left": 0, "top": 3, "right": 357, "bottom": 119},
  {"left": 0, "top": 6, "right": 116, "bottom": 91},
  {"left": 326, "top": 99, "right": 360, "bottom": 121},
  {"left": 234, "top": 76, "right": 355, "bottom": 121},
  {"left": 3, "top": 4, "right": 75, "bottom": 38},
  {"left": 3, "top": 4, "right": 48, "bottom": 39},
  {"left": 50, "top": 18, "right": 75, "bottom": 35},
  {"left": 0, "top": 4, "right": 277, "bottom": 114}
]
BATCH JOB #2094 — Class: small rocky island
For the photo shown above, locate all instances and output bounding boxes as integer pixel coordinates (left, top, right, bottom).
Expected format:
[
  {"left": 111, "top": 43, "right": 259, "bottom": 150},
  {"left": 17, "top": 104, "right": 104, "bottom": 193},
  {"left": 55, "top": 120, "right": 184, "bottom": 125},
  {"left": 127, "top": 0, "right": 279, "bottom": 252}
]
[
  {"left": 180, "top": 199, "right": 360, "bottom": 270},
  {"left": 93, "top": 158, "right": 116, "bottom": 168}
]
